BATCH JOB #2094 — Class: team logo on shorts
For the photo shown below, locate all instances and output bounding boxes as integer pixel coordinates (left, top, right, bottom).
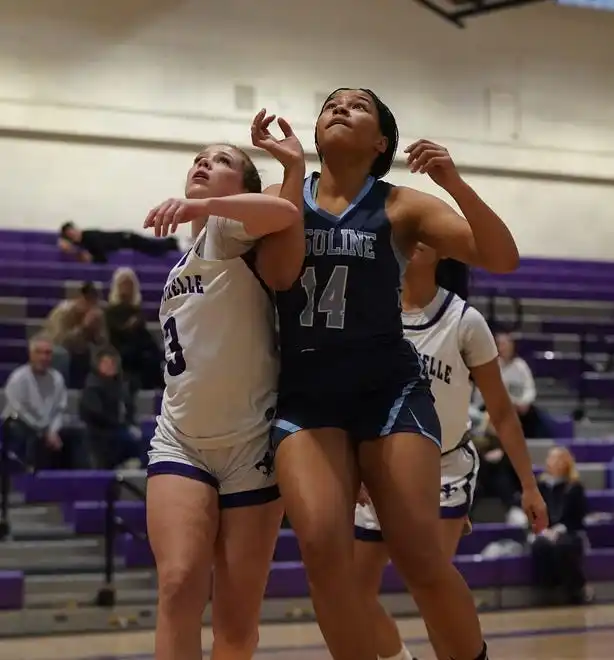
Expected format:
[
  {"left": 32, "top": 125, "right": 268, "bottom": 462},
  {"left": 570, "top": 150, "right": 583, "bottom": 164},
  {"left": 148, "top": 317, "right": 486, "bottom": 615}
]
[
  {"left": 441, "top": 483, "right": 460, "bottom": 500},
  {"left": 254, "top": 448, "right": 275, "bottom": 477}
]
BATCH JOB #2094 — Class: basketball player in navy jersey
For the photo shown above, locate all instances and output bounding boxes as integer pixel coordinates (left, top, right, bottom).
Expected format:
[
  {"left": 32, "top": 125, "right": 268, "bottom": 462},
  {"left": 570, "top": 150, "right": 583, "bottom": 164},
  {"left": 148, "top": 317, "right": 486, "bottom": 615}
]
[
  {"left": 354, "top": 247, "right": 548, "bottom": 660},
  {"left": 142, "top": 112, "right": 305, "bottom": 660},
  {"left": 269, "top": 88, "right": 520, "bottom": 660}
]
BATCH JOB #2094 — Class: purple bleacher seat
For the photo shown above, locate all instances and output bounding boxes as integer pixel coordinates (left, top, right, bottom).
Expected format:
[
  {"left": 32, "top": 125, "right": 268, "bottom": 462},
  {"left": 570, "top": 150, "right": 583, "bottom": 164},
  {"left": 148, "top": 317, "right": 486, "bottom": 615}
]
[
  {"left": 25, "top": 299, "right": 160, "bottom": 324},
  {"left": 526, "top": 355, "right": 585, "bottom": 380},
  {"left": 118, "top": 535, "right": 153, "bottom": 568},
  {"left": 273, "top": 529, "right": 299, "bottom": 562},
  {"left": 265, "top": 562, "right": 310, "bottom": 598},
  {"left": 516, "top": 335, "right": 614, "bottom": 354},
  {"left": 18, "top": 471, "right": 116, "bottom": 503},
  {"left": 0, "top": 229, "right": 58, "bottom": 245},
  {"left": 0, "top": 341, "right": 27, "bottom": 364},
  {"left": 472, "top": 281, "right": 613, "bottom": 301},
  {"left": 67, "top": 500, "right": 146, "bottom": 535},
  {"left": 0, "top": 242, "right": 180, "bottom": 268},
  {"left": 0, "top": 571, "right": 24, "bottom": 610},
  {"left": 587, "top": 490, "right": 614, "bottom": 512},
  {"left": 557, "top": 440, "right": 614, "bottom": 463},
  {"left": 0, "top": 323, "right": 28, "bottom": 341},
  {"left": 580, "top": 374, "right": 614, "bottom": 399},
  {"left": 2, "top": 260, "right": 169, "bottom": 285},
  {"left": 0, "top": 278, "right": 162, "bottom": 304},
  {"left": 117, "top": 519, "right": 614, "bottom": 574},
  {"left": 546, "top": 416, "right": 575, "bottom": 439},
  {"left": 541, "top": 320, "right": 614, "bottom": 335},
  {"left": 474, "top": 270, "right": 614, "bottom": 286}
]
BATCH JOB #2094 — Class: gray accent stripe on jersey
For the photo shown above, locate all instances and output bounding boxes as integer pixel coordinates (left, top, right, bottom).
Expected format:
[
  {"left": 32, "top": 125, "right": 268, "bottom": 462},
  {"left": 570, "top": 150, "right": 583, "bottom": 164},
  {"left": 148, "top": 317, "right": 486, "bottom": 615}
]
[{"left": 403, "top": 290, "right": 455, "bottom": 331}]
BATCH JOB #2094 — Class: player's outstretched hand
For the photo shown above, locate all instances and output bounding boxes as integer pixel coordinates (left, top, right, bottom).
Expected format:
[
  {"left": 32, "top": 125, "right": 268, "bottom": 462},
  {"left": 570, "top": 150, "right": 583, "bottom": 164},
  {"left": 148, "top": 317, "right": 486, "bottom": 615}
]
[
  {"left": 144, "top": 198, "right": 208, "bottom": 237},
  {"left": 251, "top": 108, "right": 304, "bottom": 168},
  {"left": 404, "top": 139, "right": 463, "bottom": 192}
]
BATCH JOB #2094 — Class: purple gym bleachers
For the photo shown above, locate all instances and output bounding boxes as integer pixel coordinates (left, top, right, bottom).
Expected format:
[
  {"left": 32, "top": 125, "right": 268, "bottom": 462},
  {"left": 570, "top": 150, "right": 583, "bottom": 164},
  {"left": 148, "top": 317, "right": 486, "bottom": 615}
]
[
  {"left": 3, "top": 228, "right": 614, "bottom": 612},
  {"left": 0, "top": 571, "right": 24, "bottom": 610}
]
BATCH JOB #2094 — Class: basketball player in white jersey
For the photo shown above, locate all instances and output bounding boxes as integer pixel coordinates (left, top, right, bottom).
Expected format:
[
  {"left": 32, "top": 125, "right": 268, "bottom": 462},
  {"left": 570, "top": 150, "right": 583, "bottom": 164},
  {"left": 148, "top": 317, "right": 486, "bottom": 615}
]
[
  {"left": 354, "top": 244, "right": 548, "bottom": 660},
  {"left": 142, "top": 110, "right": 306, "bottom": 660}
]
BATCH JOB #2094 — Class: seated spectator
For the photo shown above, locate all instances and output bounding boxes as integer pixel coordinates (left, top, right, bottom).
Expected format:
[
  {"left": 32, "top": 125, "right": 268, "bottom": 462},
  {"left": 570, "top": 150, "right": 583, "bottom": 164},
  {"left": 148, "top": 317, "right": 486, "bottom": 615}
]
[
  {"left": 105, "top": 267, "right": 163, "bottom": 391},
  {"left": 472, "top": 412, "right": 523, "bottom": 523},
  {"left": 79, "top": 347, "right": 145, "bottom": 469},
  {"left": 45, "top": 282, "right": 107, "bottom": 388},
  {"left": 475, "top": 332, "right": 547, "bottom": 438},
  {"left": 530, "top": 446, "right": 588, "bottom": 605},
  {"left": 1, "top": 334, "right": 87, "bottom": 470},
  {"left": 58, "top": 221, "right": 178, "bottom": 264}
]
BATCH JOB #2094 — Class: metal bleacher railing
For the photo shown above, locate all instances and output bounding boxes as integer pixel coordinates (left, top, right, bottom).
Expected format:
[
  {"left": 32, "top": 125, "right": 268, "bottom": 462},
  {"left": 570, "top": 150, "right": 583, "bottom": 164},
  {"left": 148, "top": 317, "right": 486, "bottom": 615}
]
[{"left": 96, "top": 474, "right": 147, "bottom": 607}]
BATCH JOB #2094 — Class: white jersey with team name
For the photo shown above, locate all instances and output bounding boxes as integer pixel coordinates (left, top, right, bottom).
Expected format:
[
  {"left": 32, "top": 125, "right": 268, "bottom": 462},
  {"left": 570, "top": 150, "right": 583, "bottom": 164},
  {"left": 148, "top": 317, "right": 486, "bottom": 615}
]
[
  {"left": 403, "top": 287, "right": 498, "bottom": 453},
  {"left": 156, "top": 217, "right": 278, "bottom": 449}
]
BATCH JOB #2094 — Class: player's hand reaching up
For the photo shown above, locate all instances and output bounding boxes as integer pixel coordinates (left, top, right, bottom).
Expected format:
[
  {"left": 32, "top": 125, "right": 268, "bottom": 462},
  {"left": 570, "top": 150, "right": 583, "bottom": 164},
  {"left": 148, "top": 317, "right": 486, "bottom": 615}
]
[
  {"left": 251, "top": 109, "right": 304, "bottom": 169},
  {"left": 144, "top": 198, "right": 207, "bottom": 237},
  {"left": 404, "top": 139, "right": 463, "bottom": 192}
]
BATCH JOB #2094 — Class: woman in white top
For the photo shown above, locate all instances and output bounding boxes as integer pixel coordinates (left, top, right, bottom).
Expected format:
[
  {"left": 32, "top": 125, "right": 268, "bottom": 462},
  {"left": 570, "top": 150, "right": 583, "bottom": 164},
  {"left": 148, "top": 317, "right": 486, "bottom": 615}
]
[
  {"left": 495, "top": 332, "right": 548, "bottom": 438},
  {"left": 142, "top": 111, "right": 306, "bottom": 660},
  {"left": 354, "top": 244, "right": 548, "bottom": 660}
]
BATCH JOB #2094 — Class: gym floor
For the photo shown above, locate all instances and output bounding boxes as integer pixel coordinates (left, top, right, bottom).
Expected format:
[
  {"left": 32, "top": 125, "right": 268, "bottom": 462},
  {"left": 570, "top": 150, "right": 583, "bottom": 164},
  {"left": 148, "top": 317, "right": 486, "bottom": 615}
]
[{"left": 3, "top": 604, "right": 613, "bottom": 659}]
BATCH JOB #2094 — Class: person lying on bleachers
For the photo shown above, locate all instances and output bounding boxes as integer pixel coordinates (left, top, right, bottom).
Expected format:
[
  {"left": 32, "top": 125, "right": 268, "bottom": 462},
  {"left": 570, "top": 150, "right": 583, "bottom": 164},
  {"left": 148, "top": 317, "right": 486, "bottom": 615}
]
[
  {"left": 58, "top": 220, "right": 179, "bottom": 264},
  {"left": 106, "top": 267, "right": 164, "bottom": 391},
  {"left": 45, "top": 282, "right": 108, "bottom": 389},
  {"left": 79, "top": 347, "right": 145, "bottom": 470},
  {"left": 529, "top": 446, "right": 589, "bottom": 606},
  {"left": 1, "top": 333, "right": 87, "bottom": 471}
]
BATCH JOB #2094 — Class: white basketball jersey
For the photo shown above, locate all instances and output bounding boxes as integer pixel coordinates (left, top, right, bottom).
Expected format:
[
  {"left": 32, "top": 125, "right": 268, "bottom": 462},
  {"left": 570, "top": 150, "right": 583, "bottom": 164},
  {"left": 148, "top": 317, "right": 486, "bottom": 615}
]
[
  {"left": 157, "top": 219, "right": 278, "bottom": 449},
  {"left": 403, "top": 288, "right": 474, "bottom": 453}
]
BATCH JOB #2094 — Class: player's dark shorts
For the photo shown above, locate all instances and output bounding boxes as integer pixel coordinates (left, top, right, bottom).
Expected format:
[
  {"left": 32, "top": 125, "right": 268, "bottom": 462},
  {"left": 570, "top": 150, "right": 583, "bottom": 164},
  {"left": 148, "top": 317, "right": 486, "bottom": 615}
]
[{"left": 271, "top": 378, "right": 441, "bottom": 449}]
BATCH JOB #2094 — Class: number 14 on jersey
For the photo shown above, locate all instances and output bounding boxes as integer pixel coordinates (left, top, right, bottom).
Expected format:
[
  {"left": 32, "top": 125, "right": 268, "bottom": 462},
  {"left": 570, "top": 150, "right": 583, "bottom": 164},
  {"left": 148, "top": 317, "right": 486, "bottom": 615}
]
[{"left": 299, "top": 265, "right": 348, "bottom": 330}]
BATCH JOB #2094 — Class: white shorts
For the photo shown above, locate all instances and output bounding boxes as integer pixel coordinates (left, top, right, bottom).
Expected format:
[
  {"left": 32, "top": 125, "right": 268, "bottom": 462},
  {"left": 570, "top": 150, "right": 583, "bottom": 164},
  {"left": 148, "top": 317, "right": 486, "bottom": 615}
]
[
  {"left": 354, "top": 441, "right": 480, "bottom": 541},
  {"left": 148, "top": 423, "right": 279, "bottom": 509}
]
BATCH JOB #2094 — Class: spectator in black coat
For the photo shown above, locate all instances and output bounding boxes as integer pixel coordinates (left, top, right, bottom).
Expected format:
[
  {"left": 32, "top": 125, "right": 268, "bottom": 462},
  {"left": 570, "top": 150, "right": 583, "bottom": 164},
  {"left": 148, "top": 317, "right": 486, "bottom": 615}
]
[
  {"left": 79, "top": 347, "right": 145, "bottom": 469},
  {"left": 105, "top": 267, "right": 163, "bottom": 391},
  {"left": 530, "top": 446, "right": 588, "bottom": 605}
]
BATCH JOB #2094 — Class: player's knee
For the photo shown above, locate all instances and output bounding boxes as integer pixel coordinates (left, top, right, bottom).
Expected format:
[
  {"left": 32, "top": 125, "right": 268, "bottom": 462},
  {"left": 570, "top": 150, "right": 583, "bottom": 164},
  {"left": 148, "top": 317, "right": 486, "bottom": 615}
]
[
  {"left": 390, "top": 528, "right": 448, "bottom": 588},
  {"left": 213, "top": 622, "right": 259, "bottom": 658},
  {"left": 157, "top": 562, "right": 207, "bottom": 614},
  {"left": 299, "top": 527, "right": 349, "bottom": 582}
]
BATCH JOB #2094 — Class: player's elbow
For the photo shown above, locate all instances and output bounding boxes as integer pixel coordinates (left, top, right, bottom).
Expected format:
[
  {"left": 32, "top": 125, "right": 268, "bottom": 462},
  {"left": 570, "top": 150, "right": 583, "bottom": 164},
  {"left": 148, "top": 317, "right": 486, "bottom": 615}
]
[
  {"left": 273, "top": 200, "right": 302, "bottom": 233},
  {"left": 483, "top": 246, "right": 520, "bottom": 274}
]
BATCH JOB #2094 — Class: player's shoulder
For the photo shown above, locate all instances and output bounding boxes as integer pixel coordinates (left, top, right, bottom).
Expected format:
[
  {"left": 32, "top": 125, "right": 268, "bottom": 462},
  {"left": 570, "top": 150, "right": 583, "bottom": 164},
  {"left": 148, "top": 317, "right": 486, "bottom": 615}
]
[{"left": 386, "top": 185, "right": 445, "bottom": 234}]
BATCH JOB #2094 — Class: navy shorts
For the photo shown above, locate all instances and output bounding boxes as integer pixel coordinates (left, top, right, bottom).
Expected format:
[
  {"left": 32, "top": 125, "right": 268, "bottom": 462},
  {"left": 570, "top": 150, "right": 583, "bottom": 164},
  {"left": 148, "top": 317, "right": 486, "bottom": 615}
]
[{"left": 271, "top": 380, "right": 441, "bottom": 449}]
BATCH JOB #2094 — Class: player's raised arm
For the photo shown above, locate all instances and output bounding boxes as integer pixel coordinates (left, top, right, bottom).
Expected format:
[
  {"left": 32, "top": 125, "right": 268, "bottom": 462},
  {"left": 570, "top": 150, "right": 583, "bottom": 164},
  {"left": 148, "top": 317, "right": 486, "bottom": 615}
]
[
  {"left": 396, "top": 139, "right": 519, "bottom": 274},
  {"left": 143, "top": 193, "right": 300, "bottom": 238},
  {"left": 250, "top": 109, "right": 306, "bottom": 291}
]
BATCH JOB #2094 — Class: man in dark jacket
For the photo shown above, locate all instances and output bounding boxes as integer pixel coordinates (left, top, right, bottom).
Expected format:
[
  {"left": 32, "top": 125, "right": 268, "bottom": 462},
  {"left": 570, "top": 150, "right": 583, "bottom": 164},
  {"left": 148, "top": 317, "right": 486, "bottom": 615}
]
[{"left": 79, "top": 347, "right": 145, "bottom": 469}]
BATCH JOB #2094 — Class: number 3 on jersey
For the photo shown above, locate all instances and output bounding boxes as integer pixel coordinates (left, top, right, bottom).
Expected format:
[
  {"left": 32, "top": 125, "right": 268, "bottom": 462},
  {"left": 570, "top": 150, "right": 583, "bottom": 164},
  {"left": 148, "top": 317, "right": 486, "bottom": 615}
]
[
  {"left": 163, "top": 316, "right": 186, "bottom": 376},
  {"left": 299, "top": 265, "right": 348, "bottom": 329}
]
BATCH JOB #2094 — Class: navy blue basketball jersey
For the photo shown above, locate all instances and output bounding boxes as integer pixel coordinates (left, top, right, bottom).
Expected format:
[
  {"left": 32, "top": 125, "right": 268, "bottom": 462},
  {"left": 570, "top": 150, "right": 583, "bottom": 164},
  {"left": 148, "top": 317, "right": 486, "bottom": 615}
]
[{"left": 275, "top": 173, "right": 425, "bottom": 394}]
